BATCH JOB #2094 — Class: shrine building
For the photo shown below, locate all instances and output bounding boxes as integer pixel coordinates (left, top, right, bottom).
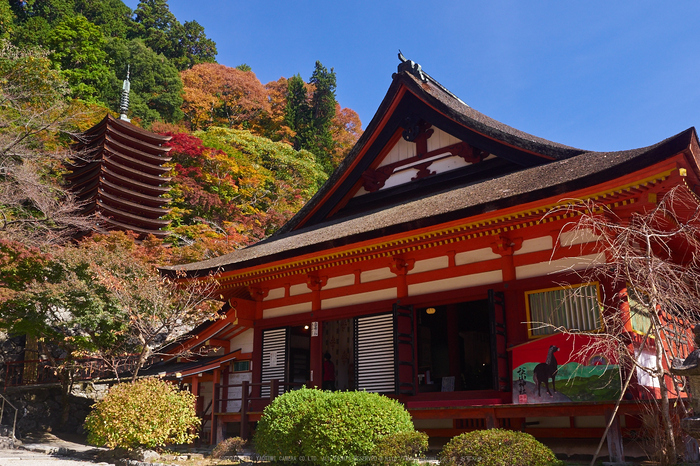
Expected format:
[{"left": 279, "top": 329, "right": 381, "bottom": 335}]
[{"left": 159, "top": 58, "right": 700, "bottom": 457}]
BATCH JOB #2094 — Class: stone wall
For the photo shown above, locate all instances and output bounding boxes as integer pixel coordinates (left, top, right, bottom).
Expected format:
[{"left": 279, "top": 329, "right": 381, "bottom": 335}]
[
  {"left": 1, "top": 383, "right": 107, "bottom": 439},
  {"left": 0, "top": 332, "right": 25, "bottom": 388}
]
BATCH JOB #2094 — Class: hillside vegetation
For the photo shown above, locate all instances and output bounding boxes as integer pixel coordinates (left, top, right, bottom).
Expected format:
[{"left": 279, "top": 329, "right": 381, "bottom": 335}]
[
  {"left": 0, "top": 0, "right": 364, "bottom": 394},
  {"left": 0, "top": 0, "right": 363, "bottom": 260}
]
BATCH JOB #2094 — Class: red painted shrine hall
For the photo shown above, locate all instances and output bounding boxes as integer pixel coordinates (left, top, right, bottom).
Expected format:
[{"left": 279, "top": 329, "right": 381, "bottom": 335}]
[
  {"left": 158, "top": 59, "right": 700, "bottom": 457},
  {"left": 66, "top": 114, "right": 173, "bottom": 238}
]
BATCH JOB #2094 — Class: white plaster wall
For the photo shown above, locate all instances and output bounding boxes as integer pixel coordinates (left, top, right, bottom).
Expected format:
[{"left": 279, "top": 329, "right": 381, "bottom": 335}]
[
  {"left": 289, "top": 283, "right": 311, "bottom": 296},
  {"left": 264, "top": 287, "right": 285, "bottom": 301},
  {"left": 361, "top": 267, "right": 394, "bottom": 283},
  {"left": 515, "top": 253, "right": 605, "bottom": 280},
  {"left": 322, "top": 288, "right": 397, "bottom": 310},
  {"left": 515, "top": 236, "right": 553, "bottom": 255},
  {"left": 426, "top": 127, "right": 460, "bottom": 152},
  {"left": 379, "top": 137, "right": 416, "bottom": 167},
  {"left": 325, "top": 274, "right": 355, "bottom": 290},
  {"left": 230, "top": 328, "right": 254, "bottom": 354},
  {"left": 455, "top": 247, "right": 500, "bottom": 266},
  {"left": 408, "top": 270, "right": 503, "bottom": 296},
  {"left": 263, "top": 302, "right": 312, "bottom": 319},
  {"left": 382, "top": 168, "right": 419, "bottom": 190},
  {"left": 408, "top": 256, "right": 449, "bottom": 275},
  {"left": 559, "top": 228, "right": 600, "bottom": 247},
  {"left": 226, "top": 371, "right": 252, "bottom": 412}
]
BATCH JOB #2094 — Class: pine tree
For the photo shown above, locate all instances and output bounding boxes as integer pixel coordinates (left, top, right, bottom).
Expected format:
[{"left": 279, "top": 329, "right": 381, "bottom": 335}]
[{"left": 284, "top": 62, "right": 337, "bottom": 174}]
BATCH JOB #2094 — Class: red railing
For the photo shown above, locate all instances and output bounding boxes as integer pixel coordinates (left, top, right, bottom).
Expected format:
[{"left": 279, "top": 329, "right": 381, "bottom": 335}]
[{"left": 212, "top": 380, "right": 303, "bottom": 441}]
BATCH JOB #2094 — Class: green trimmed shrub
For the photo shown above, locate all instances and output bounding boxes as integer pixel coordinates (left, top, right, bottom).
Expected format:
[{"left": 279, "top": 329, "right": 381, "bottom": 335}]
[
  {"left": 253, "top": 387, "right": 329, "bottom": 460},
  {"left": 438, "top": 429, "right": 562, "bottom": 466},
  {"left": 254, "top": 388, "right": 416, "bottom": 466},
  {"left": 370, "top": 431, "right": 429, "bottom": 465},
  {"left": 212, "top": 436, "right": 247, "bottom": 459},
  {"left": 84, "top": 378, "right": 200, "bottom": 450}
]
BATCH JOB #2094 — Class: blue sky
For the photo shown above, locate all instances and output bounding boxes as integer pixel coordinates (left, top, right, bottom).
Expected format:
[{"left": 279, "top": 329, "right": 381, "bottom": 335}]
[{"left": 123, "top": 1, "right": 700, "bottom": 152}]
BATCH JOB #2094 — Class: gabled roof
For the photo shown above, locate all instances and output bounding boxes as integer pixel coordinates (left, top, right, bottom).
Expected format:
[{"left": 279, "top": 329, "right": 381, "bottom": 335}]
[
  {"left": 279, "top": 63, "right": 586, "bottom": 233},
  {"left": 164, "top": 60, "right": 700, "bottom": 277}
]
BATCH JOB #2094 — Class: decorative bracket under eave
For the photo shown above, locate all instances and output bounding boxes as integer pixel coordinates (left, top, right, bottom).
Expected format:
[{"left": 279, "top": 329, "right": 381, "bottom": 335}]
[{"left": 490, "top": 236, "right": 523, "bottom": 256}]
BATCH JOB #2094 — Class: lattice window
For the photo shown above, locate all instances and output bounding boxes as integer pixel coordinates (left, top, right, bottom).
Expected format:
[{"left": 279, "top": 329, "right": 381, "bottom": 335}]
[{"left": 526, "top": 283, "right": 602, "bottom": 337}]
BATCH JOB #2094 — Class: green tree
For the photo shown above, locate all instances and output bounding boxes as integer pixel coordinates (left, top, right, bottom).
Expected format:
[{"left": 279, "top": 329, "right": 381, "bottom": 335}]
[
  {"left": 47, "top": 15, "right": 114, "bottom": 102},
  {"left": 174, "top": 20, "right": 217, "bottom": 70},
  {"left": 0, "top": 1, "right": 15, "bottom": 40},
  {"left": 10, "top": 0, "right": 75, "bottom": 24},
  {"left": 74, "top": 0, "right": 133, "bottom": 38},
  {"left": 308, "top": 60, "right": 337, "bottom": 167},
  {"left": 11, "top": 16, "right": 51, "bottom": 48},
  {"left": 131, "top": 0, "right": 217, "bottom": 71},
  {"left": 284, "top": 74, "right": 310, "bottom": 144},
  {"left": 105, "top": 37, "right": 184, "bottom": 124},
  {"left": 284, "top": 62, "right": 338, "bottom": 174},
  {"left": 0, "top": 241, "right": 128, "bottom": 423}
]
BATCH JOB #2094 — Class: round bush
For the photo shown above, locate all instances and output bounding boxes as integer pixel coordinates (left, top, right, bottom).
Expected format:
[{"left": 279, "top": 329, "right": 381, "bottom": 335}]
[
  {"left": 212, "top": 436, "right": 247, "bottom": 459},
  {"left": 254, "top": 388, "right": 416, "bottom": 465},
  {"left": 84, "top": 377, "right": 200, "bottom": 450},
  {"left": 438, "top": 429, "right": 561, "bottom": 466},
  {"left": 254, "top": 388, "right": 329, "bottom": 459},
  {"left": 370, "top": 431, "right": 429, "bottom": 466}
]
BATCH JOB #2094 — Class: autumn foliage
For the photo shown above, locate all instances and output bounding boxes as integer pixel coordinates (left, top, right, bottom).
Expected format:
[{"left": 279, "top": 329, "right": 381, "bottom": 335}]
[
  {"left": 84, "top": 377, "right": 200, "bottom": 450},
  {"left": 161, "top": 127, "right": 327, "bottom": 256},
  {"left": 181, "top": 63, "right": 270, "bottom": 130}
]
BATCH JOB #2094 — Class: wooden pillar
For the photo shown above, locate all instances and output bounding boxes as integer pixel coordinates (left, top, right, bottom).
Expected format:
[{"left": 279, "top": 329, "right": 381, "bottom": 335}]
[
  {"left": 240, "top": 380, "right": 249, "bottom": 440},
  {"left": 307, "top": 274, "right": 327, "bottom": 312},
  {"left": 249, "top": 286, "right": 269, "bottom": 321},
  {"left": 252, "top": 326, "right": 263, "bottom": 399},
  {"left": 485, "top": 408, "right": 497, "bottom": 429},
  {"left": 310, "top": 320, "right": 322, "bottom": 388},
  {"left": 190, "top": 375, "right": 200, "bottom": 416},
  {"left": 604, "top": 407, "right": 624, "bottom": 463},
  {"left": 211, "top": 368, "right": 220, "bottom": 445},
  {"left": 390, "top": 257, "right": 415, "bottom": 299},
  {"left": 307, "top": 274, "right": 327, "bottom": 390},
  {"left": 490, "top": 236, "right": 522, "bottom": 283},
  {"left": 446, "top": 304, "right": 460, "bottom": 388}
]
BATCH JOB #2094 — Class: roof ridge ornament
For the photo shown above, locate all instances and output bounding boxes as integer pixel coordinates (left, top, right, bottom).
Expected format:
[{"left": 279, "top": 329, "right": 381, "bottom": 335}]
[
  {"left": 119, "top": 65, "right": 131, "bottom": 122},
  {"left": 398, "top": 50, "right": 427, "bottom": 82}
]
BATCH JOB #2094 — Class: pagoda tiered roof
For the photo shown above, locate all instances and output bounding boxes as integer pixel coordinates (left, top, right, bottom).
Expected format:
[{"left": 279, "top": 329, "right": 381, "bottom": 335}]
[{"left": 67, "top": 114, "right": 173, "bottom": 238}]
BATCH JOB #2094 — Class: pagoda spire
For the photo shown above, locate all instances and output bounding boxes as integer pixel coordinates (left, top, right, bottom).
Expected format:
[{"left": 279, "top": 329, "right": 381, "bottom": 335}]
[{"left": 119, "top": 65, "right": 131, "bottom": 122}]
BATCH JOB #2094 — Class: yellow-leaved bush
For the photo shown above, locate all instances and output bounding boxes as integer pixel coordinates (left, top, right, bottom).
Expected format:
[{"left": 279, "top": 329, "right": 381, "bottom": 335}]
[{"left": 84, "top": 378, "right": 200, "bottom": 450}]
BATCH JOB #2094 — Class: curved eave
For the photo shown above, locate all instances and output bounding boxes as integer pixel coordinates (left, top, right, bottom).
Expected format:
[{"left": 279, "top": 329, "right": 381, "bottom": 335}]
[
  {"left": 97, "top": 200, "right": 171, "bottom": 228},
  {"left": 64, "top": 160, "right": 102, "bottom": 181},
  {"left": 99, "top": 189, "right": 171, "bottom": 217},
  {"left": 101, "top": 178, "right": 170, "bottom": 207},
  {"left": 102, "top": 167, "right": 171, "bottom": 196},
  {"left": 98, "top": 213, "right": 170, "bottom": 238},
  {"left": 103, "top": 157, "right": 172, "bottom": 185},
  {"left": 163, "top": 127, "right": 698, "bottom": 278},
  {"left": 77, "top": 114, "right": 172, "bottom": 147},
  {"left": 105, "top": 114, "right": 172, "bottom": 146},
  {"left": 104, "top": 135, "right": 172, "bottom": 165},
  {"left": 106, "top": 126, "right": 172, "bottom": 156},
  {"left": 104, "top": 146, "right": 172, "bottom": 176}
]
